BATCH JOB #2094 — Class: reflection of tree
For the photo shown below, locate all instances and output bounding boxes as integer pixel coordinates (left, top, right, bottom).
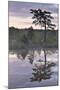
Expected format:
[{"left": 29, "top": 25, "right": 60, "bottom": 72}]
[
  {"left": 21, "top": 50, "right": 28, "bottom": 59},
  {"left": 17, "top": 53, "right": 21, "bottom": 59},
  {"left": 37, "top": 49, "right": 41, "bottom": 56},
  {"left": 28, "top": 50, "right": 34, "bottom": 64},
  {"left": 16, "top": 49, "right": 35, "bottom": 63},
  {"left": 16, "top": 49, "right": 28, "bottom": 60},
  {"left": 44, "top": 48, "right": 46, "bottom": 66},
  {"left": 30, "top": 62, "right": 56, "bottom": 82},
  {"left": 28, "top": 55, "right": 34, "bottom": 64}
]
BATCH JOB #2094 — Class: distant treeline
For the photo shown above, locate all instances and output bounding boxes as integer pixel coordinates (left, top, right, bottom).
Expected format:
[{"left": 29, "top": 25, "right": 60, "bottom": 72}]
[{"left": 9, "top": 26, "right": 58, "bottom": 50}]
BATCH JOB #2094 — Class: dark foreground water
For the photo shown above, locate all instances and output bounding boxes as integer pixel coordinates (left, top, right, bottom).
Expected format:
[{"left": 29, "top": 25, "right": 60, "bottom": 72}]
[{"left": 8, "top": 49, "right": 58, "bottom": 89}]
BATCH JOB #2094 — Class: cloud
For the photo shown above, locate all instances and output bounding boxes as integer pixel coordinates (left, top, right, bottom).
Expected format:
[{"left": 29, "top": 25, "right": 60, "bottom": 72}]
[
  {"left": 9, "top": 1, "right": 59, "bottom": 17},
  {"left": 9, "top": 12, "right": 58, "bottom": 29},
  {"left": 9, "top": 16, "right": 32, "bottom": 28},
  {"left": 51, "top": 13, "right": 59, "bottom": 29},
  {"left": 9, "top": 16, "right": 41, "bottom": 29}
]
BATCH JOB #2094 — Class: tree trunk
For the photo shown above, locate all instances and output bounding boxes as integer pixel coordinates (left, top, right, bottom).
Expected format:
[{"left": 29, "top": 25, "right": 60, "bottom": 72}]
[
  {"left": 44, "top": 22, "right": 47, "bottom": 66},
  {"left": 44, "top": 49, "right": 46, "bottom": 66}
]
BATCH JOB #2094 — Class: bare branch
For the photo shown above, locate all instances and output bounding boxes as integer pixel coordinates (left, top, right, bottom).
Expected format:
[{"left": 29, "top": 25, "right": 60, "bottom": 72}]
[{"left": 44, "top": 10, "right": 51, "bottom": 14}]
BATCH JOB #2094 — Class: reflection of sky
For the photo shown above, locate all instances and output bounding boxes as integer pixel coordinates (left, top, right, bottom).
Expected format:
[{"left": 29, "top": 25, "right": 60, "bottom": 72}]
[{"left": 8, "top": 1, "right": 59, "bottom": 29}]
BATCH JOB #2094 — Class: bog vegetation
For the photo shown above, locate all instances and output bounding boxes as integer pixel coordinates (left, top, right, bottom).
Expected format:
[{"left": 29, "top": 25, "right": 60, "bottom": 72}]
[{"left": 9, "top": 26, "right": 58, "bottom": 51}]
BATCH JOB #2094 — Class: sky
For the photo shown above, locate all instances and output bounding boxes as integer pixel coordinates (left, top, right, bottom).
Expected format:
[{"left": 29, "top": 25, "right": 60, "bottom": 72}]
[{"left": 8, "top": 1, "right": 59, "bottom": 29}]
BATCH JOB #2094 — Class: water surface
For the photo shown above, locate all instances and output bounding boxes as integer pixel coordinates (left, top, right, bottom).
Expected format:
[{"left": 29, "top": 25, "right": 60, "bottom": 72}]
[{"left": 8, "top": 49, "right": 58, "bottom": 89}]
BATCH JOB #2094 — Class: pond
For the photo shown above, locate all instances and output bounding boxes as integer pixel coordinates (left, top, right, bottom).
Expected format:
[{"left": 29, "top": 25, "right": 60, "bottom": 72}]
[{"left": 8, "top": 49, "right": 58, "bottom": 89}]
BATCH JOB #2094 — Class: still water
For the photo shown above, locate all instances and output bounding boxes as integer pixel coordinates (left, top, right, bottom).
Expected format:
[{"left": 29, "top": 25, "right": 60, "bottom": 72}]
[{"left": 8, "top": 49, "right": 58, "bottom": 89}]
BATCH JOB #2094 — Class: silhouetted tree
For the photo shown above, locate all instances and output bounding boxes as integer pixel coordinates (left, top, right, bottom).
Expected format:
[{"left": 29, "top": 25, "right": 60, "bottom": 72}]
[
  {"left": 27, "top": 26, "right": 34, "bottom": 47},
  {"left": 30, "top": 9, "right": 56, "bottom": 65}
]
